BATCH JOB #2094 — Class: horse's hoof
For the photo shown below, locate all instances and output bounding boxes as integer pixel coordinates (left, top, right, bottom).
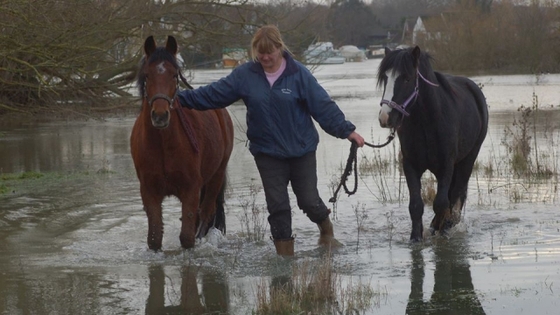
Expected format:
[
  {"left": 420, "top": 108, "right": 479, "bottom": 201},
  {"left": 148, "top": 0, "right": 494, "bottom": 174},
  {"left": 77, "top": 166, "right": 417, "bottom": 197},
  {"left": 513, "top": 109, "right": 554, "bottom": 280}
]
[
  {"left": 410, "top": 222, "right": 424, "bottom": 242},
  {"left": 440, "top": 230, "right": 451, "bottom": 239},
  {"left": 147, "top": 235, "right": 162, "bottom": 251},
  {"left": 148, "top": 243, "right": 162, "bottom": 251},
  {"left": 409, "top": 237, "right": 422, "bottom": 243},
  {"left": 443, "top": 219, "right": 454, "bottom": 230},
  {"left": 180, "top": 234, "right": 195, "bottom": 249}
]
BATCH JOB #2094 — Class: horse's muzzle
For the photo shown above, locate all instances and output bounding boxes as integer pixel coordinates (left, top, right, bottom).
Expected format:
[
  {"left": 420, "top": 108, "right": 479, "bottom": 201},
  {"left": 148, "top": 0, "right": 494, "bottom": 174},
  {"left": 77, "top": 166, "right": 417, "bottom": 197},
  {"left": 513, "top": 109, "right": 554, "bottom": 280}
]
[
  {"left": 151, "top": 110, "right": 170, "bottom": 129},
  {"left": 378, "top": 105, "right": 391, "bottom": 128}
]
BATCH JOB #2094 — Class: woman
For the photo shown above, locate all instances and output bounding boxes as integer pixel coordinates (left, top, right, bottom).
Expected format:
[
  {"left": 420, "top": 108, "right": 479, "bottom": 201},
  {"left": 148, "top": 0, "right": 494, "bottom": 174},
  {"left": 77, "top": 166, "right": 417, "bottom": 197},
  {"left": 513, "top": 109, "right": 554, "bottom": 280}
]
[{"left": 177, "top": 25, "right": 365, "bottom": 256}]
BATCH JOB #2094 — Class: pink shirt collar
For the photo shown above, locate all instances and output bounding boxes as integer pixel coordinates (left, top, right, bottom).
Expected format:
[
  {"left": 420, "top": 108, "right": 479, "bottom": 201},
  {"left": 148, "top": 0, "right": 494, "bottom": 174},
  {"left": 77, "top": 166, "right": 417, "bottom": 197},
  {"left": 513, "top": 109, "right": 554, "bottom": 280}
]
[{"left": 265, "top": 58, "right": 286, "bottom": 87}]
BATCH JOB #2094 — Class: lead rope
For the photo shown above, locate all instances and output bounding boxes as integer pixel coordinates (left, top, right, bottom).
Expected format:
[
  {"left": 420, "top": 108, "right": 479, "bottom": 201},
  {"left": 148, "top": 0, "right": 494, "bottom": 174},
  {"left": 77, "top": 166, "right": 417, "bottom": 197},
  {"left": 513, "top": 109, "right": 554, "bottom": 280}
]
[
  {"left": 175, "top": 70, "right": 199, "bottom": 153},
  {"left": 329, "top": 129, "right": 395, "bottom": 203},
  {"left": 175, "top": 99, "right": 200, "bottom": 154}
]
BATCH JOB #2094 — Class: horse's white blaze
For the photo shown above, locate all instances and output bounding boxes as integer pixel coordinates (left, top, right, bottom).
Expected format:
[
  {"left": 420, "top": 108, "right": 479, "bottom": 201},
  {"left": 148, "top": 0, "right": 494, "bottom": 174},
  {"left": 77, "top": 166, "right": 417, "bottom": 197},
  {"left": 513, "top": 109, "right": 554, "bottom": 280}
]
[
  {"left": 378, "top": 70, "right": 398, "bottom": 127},
  {"left": 156, "top": 62, "right": 166, "bottom": 74}
]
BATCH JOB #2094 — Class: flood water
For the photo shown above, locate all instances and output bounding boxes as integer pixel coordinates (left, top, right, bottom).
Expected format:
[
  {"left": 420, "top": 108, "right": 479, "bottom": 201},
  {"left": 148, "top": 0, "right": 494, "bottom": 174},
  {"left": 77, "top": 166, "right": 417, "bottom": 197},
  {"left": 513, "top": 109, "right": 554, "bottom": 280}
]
[{"left": 1, "top": 59, "right": 560, "bottom": 314}]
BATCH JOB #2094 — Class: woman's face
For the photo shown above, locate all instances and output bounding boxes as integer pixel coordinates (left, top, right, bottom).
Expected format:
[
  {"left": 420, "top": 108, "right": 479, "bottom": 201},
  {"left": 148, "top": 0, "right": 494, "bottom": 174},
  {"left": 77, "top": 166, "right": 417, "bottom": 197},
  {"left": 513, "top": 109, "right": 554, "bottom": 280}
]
[{"left": 257, "top": 46, "right": 283, "bottom": 73}]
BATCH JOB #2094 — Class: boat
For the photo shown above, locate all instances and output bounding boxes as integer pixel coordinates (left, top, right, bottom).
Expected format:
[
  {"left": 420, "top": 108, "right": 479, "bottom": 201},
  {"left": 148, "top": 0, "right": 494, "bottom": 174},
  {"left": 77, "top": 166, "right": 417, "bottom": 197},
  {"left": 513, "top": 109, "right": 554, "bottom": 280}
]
[
  {"left": 303, "top": 42, "right": 345, "bottom": 65},
  {"left": 338, "top": 45, "right": 367, "bottom": 62}
]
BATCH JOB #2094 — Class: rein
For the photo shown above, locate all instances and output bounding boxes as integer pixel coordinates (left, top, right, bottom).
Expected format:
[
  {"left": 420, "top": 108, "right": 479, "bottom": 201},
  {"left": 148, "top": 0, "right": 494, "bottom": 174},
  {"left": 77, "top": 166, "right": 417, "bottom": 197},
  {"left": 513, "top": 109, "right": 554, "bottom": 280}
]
[
  {"left": 329, "top": 129, "right": 396, "bottom": 203},
  {"left": 174, "top": 70, "right": 199, "bottom": 153},
  {"left": 175, "top": 98, "right": 200, "bottom": 154},
  {"left": 380, "top": 70, "right": 439, "bottom": 117}
]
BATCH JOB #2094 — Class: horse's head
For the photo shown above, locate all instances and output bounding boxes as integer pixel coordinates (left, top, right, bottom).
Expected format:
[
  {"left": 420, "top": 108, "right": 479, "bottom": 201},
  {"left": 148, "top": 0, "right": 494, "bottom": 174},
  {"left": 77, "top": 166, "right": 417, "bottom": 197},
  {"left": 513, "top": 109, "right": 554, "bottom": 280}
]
[
  {"left": 138, "top": 35, "right": 181, "bottom": 129},
  {"left": 377, "top": 46, "right": 435, "bottom": 129}
]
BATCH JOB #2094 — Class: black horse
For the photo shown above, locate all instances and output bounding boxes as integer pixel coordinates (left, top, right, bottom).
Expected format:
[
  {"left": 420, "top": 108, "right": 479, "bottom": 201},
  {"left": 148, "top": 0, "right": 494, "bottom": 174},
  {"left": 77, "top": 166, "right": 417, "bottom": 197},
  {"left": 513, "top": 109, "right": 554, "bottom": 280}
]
[{"left": 377, "top": 46, "right": 488, "bottom": 241}]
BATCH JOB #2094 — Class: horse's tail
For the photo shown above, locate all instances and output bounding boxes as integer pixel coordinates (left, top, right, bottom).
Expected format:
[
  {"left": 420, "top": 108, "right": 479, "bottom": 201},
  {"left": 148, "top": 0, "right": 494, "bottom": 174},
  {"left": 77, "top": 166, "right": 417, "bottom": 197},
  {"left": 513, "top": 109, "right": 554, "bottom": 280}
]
[{"left": 213, "top": 177, "right": 227, "bottom": 234}]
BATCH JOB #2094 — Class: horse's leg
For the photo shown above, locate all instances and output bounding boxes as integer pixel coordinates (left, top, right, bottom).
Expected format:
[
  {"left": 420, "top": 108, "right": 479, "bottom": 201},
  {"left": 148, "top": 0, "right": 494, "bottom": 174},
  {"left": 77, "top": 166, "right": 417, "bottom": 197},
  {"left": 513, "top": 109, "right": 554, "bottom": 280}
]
[
  {"left": 448, "top": 154, "right": 478, "bottom": 225},
  {"left": 431, "top": 166, "right": 454, "bottom": 234},
  {"left": 403, "top": 162, "right": 424, "bottom": 242},
  {"left": 196, "top": 171, "right": 227, "bottom": 238},
  {"left": 141, "top": 185, "right": 165, "bottom": 251},
  {"left": 179, "top": 187, "right": 202, "bottom": 249}
]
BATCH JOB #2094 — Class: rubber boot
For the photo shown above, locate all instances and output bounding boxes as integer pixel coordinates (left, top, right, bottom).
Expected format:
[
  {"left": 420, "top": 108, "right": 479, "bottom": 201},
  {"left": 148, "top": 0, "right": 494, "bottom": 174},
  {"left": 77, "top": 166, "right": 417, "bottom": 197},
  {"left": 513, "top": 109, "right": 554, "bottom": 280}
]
[
  {"left": 273, "top": 237, "right": 295, "bottom": 256},
  {"left": 317, "top": 217, "right": 342, "bottom": 248}
]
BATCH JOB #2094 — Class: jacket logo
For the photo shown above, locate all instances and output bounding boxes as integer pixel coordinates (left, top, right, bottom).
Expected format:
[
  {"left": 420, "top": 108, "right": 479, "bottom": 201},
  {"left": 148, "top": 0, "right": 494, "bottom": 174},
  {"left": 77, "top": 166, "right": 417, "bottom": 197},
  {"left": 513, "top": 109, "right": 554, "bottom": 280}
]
[{"left": 281, "top": 88, "right": 292, "bottom": 94}]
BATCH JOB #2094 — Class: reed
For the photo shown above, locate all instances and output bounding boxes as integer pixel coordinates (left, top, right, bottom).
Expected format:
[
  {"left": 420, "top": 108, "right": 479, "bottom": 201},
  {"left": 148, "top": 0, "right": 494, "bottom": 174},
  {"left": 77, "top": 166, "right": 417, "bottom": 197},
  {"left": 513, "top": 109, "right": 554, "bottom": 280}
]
[
  {"left": 253, "top": 251, "right": 382, "bottom": 314},
  {"left": 237, "top": 183, "right": 268, "bottom": 242}
]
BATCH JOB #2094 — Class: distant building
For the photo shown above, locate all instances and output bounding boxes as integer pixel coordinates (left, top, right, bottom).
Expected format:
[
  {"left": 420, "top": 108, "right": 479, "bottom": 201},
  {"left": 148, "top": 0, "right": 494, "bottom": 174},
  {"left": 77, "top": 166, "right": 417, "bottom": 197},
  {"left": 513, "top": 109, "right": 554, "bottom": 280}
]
[{"left": 222, "top": 48, "right": 248, "bottom": 69}]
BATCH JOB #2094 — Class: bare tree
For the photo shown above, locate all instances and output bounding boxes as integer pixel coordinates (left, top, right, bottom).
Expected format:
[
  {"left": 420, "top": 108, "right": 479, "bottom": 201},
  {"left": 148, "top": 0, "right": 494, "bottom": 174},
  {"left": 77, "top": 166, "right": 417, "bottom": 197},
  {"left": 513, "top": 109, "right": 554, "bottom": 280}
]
[
  {"left": 327, "top": 0, "right": 378, "bottom": 48},
  {"left": 420, "top": 0, "right": 560, "bottom": 73},
  {"left": 0, "top": 0, "right": 323, "bottom": 117}
]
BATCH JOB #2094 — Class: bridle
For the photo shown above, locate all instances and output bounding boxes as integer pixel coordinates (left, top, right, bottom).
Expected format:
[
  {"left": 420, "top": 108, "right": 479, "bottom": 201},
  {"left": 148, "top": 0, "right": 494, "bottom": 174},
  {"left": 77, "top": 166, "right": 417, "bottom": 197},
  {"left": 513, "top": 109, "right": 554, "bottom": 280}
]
[
  {"left": 142, "top": 63, "right": 199, "bottom": 152},
  {"left": 144, "top": 73, "right": 179, "bottom": 109},
  {"left": 143, "top": 66, "right": 194, "bottom": 108},
  {"left": 380, "top": 69, "right": 439, "bottom": 117}
]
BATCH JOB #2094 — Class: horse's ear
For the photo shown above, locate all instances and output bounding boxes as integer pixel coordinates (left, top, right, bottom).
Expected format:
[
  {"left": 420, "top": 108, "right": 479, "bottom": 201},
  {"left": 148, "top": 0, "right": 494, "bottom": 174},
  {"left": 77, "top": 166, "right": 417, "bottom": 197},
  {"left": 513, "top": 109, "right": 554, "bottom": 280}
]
[
  {"left": 384, "top": 47, "right": 391, "bottom": 56},
  {"left": 166, "top": 36, "right": 178, "bottom": 56},
  {"left": 144, "top": 36, "right": 157, "bottom": 57},
  {"left": 412, "top": 46, "right": 421, "bottom": 69}
]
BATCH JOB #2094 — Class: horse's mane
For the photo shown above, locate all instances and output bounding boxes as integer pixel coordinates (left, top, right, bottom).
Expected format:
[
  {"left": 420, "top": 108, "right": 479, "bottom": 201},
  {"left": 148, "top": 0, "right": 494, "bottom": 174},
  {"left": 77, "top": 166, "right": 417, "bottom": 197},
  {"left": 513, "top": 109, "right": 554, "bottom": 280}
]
[
  {"left": 376, "top": 47, "right": 431, "bottom": 87},
  {"left": 377, "top": 47, "right": 454, "bottom": 94},
  {"left": 136, "top": 47, "right": 180, "bottom": 98}
]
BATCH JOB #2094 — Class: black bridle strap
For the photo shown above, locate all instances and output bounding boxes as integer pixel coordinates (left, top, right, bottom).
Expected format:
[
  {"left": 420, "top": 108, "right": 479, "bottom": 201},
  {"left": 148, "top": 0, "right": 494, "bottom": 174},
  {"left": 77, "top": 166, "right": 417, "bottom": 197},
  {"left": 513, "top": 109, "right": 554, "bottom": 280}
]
[
  {"left": 148, "top": 93, "right": 175, "bottom": 108},
  {"left": 145, "top": 66, "right": 191, "bottom": 107}
]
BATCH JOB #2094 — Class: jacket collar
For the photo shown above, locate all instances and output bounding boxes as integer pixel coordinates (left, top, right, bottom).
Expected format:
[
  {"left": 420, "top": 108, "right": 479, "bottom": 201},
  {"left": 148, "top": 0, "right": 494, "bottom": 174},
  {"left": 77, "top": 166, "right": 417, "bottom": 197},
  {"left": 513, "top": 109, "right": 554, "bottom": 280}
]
[{"left": 249, "top": 51, "right": 299, "bottom": 76}]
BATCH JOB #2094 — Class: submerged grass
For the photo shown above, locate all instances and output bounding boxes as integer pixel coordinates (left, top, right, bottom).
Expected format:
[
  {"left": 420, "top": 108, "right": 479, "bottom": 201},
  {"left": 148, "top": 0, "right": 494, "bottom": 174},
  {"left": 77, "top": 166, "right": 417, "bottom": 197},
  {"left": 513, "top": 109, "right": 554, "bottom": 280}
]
[
  {"left": 237, "top": 183, "right": 268, "bottom": 242},
  {"left": 1, "top": 171, "right": 44, "bottom": 181},
  {"left": 0, "top": 171, "right": 45, "bottom": 195},
  {"left": 0, "top": 170, "right": 116, "bottom": 196},
  {"left": 253, "top": 251, "right": 385, "bottom": 315}
]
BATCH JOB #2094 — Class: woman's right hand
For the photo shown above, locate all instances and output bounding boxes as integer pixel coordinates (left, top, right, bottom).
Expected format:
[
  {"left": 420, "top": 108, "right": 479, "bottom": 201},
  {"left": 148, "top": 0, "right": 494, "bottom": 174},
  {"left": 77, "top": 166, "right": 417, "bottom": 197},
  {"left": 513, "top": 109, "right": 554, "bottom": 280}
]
[{"left": 347, "top": 131, "right": 365, "bottom": 147}]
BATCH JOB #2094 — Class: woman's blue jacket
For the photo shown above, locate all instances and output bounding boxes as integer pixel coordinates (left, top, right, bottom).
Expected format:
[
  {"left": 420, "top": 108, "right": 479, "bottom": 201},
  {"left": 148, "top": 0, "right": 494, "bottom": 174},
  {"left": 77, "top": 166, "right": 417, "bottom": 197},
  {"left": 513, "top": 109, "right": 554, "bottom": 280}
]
[{"left": 177, "top": 52, "right": 356, "bottom": 159}]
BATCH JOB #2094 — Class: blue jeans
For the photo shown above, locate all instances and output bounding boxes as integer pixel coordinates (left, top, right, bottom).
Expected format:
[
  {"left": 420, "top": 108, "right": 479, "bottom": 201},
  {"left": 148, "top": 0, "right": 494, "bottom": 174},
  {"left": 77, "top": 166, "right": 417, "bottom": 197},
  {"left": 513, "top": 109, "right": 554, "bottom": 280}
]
[{"left": 254, "top": 151, "right": 329, "bottom": 240}]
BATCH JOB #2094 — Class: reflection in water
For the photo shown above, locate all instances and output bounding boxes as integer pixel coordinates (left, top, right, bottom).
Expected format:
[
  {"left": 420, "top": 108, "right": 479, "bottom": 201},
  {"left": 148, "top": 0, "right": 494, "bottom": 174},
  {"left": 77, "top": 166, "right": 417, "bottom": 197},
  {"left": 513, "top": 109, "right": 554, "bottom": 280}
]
[
  {"left": 0, "top": 120, "right": 133, "bottom": 174},
  {"left": 406, "top": 238, "right": 485, "bottom": 315},
  {"left": 145, "top": 265, "right": 229, "bottom": 315}
]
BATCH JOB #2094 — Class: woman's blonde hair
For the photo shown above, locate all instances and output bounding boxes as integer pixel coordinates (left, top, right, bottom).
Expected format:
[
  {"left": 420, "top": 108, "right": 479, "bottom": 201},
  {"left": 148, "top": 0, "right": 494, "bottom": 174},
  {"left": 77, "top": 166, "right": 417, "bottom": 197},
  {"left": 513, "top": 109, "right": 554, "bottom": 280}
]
[{"left": 250, "top": 25, "right": 291, "bottom": 62}]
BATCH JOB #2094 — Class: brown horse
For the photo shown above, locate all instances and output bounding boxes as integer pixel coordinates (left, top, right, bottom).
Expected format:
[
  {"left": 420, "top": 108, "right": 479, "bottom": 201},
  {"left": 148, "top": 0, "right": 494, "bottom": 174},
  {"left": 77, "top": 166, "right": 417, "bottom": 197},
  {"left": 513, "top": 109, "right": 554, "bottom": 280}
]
[{"left": 130, "top": 35, "right": 234, "bottom": 250}]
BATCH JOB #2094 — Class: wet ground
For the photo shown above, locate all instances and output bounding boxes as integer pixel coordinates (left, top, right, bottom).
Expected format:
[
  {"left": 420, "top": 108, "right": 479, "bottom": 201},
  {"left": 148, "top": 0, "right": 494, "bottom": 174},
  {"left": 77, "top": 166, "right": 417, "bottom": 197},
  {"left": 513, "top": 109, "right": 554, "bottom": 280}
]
[{"left": 1, "top": 59, "right": 559, "bottom": 314}]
